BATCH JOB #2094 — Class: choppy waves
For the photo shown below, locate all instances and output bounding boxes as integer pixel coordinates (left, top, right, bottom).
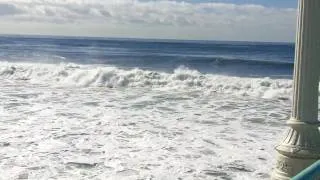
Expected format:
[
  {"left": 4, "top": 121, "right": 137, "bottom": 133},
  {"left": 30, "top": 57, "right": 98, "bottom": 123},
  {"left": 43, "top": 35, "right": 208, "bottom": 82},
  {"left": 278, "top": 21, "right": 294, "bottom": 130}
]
[{"left": 0, "top": 62, "right": 294, "bottom": 99}]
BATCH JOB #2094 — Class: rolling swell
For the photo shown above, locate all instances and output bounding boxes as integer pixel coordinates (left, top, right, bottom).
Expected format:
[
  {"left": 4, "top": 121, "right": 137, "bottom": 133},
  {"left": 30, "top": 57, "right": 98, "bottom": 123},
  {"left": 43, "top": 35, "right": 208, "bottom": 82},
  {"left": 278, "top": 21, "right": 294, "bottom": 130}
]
[
  {"left": 102, "top": 54, "right": 293, "bottom": 67},
  {"left": 0, "top": 36, "right": 294, "bottom": 77},
  {"left": 101, "top": 55, "right": 294, "bottom": 77}
]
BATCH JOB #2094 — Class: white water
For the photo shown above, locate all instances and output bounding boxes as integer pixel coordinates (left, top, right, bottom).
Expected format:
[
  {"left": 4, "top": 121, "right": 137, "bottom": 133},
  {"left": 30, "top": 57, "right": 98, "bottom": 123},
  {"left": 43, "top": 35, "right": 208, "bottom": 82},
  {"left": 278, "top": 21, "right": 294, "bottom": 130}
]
[
  {"left": 0, "top": 62, "right": 293, "bottom": 179},
  {"left": 0, "top": 62, "right": 293, "bottom": 99}
]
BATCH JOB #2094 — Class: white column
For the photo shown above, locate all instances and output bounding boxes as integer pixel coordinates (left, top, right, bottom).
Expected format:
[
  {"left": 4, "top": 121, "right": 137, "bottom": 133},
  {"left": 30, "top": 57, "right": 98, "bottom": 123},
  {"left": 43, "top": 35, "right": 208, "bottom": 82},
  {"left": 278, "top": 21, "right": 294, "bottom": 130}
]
[{"left": 272, "top": 0, "right": 320, "bottom": 179}]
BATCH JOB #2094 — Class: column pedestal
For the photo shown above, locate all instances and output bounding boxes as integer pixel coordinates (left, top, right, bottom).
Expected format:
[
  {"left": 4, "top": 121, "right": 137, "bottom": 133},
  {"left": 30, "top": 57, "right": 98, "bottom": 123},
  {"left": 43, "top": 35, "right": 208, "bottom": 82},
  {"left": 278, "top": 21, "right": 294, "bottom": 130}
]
[{"left": 273, "top": 121, "right": 320, "bottom": 179}]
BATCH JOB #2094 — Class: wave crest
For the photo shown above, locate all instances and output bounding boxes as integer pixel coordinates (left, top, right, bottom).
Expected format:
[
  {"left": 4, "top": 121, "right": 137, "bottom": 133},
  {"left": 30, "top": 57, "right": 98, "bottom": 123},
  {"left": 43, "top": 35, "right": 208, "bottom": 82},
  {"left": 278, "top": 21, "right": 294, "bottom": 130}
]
[{"left": 0, "top": 62, "right": 294, "bottom": 99}]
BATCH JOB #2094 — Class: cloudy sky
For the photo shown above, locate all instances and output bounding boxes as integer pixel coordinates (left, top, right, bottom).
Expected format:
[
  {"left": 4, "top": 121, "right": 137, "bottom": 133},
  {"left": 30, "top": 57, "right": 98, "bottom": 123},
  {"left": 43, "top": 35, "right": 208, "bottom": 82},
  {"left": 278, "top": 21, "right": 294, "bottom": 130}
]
[{"left": 0, "top": 0, "right": 298, "bottom": 42}]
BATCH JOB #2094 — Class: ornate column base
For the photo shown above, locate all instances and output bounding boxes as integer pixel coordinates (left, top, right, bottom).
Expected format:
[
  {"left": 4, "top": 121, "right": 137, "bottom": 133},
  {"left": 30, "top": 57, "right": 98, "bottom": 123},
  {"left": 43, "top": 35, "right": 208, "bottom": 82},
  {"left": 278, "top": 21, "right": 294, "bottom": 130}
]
[
  {"left": 272, "top": 120, "right": 320, "bottom": 179},
  {"left": 273, "top": 153, "right": 318, "bottom": 180}
]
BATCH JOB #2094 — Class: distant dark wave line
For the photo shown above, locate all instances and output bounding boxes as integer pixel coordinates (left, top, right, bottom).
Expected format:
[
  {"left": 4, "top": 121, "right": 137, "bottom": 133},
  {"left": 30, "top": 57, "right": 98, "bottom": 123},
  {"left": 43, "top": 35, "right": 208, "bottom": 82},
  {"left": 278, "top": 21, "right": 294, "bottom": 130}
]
[{"left": 101, "top": 55, "right": 294, "bottom": 67}]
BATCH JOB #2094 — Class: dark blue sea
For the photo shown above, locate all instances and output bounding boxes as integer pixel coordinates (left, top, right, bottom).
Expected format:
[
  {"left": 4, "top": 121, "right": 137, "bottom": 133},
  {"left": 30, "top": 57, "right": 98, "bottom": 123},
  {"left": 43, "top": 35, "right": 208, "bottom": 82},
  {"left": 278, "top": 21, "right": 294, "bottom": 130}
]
[{"left": 0, "top": 35, "right": 294, "bottom": 77}]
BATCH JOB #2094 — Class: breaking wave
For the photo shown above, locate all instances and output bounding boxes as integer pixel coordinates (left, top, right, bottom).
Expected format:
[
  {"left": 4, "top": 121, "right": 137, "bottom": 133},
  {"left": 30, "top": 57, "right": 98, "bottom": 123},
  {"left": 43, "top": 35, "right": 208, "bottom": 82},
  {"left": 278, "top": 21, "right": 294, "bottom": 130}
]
[{"left": 0, "top": 62, "right": 294, "bottom": 99}]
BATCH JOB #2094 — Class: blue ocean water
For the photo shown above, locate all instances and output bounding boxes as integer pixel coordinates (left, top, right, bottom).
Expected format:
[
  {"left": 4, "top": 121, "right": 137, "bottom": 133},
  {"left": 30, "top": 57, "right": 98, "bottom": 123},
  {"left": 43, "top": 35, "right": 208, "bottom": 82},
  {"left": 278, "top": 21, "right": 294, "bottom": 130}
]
[{"left": 0, "top": 35, "right": 294, "bottom": 77}]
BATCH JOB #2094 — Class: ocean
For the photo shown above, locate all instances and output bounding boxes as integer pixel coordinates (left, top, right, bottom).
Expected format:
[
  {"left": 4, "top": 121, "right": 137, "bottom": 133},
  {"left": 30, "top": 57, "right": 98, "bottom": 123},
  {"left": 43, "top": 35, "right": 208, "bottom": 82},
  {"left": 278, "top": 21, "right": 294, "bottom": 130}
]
[{"left": 0, "top": 35, "right": 296, "bottom": 179}]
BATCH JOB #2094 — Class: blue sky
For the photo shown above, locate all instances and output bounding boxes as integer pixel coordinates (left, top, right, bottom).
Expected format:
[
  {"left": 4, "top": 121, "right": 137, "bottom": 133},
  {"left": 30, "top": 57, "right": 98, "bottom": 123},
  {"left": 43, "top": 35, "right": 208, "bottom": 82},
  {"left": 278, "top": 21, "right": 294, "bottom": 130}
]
[{"left": 0, "top": 0, "right": 298, "bottom": 42}]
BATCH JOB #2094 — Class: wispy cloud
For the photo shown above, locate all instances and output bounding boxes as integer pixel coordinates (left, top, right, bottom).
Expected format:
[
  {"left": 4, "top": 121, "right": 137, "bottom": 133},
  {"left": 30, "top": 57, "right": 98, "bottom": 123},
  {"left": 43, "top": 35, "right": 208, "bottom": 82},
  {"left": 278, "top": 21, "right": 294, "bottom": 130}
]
[{"left": 0, "top": 0, "right": 297, "bottom": 41}]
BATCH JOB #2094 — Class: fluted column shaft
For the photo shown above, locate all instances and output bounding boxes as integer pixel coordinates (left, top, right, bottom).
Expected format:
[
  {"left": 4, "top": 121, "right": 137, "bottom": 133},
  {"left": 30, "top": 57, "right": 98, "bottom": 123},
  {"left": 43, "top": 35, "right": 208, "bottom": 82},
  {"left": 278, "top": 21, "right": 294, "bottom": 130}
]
[
  {"left": 292, "top": 0, "right": 320, "bottom": 123},
  {"left": 272, "top": 0, "right": 320, "bottom": 179}
]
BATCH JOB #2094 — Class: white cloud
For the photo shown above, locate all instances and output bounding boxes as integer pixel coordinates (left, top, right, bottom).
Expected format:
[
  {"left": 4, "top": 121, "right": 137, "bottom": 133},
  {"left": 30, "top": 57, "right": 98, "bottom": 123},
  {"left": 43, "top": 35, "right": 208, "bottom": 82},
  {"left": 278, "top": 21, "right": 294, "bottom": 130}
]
[
  {"left": 0, "top": 3, "right": 24, "bottom": 16},
  {"left": 0, "top": 0, "right": 297, "bottom": 41}
]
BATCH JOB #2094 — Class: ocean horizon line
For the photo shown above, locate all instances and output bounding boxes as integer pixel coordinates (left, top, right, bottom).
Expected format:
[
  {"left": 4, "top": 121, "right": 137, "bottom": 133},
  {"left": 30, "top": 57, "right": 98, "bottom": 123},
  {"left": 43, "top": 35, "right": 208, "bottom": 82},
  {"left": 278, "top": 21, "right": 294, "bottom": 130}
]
[{"left": 0, "top": 33, "right": 295, "bottom": 45}]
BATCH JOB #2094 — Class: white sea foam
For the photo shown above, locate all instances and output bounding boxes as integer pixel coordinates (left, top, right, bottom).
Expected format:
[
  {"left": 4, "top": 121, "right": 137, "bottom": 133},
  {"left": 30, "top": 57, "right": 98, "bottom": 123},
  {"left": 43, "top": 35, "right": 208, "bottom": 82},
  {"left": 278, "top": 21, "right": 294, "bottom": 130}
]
[
  {"left": 0, "top": 62, "right": 293, "bottom": 99},
  {"left": 0, "top": 62, "right": 296, "bottom": 179}
]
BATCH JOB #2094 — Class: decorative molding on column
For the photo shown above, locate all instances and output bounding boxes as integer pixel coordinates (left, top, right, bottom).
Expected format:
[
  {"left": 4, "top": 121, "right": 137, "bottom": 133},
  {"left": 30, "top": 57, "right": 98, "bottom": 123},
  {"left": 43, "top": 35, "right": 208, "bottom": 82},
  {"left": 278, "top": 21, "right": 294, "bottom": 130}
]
[
  {"left": 273, "top": 120, "right": 320, "bottom": 179},
  {"left": 277, "top": 120, "right": 320, "bottom": 156}
]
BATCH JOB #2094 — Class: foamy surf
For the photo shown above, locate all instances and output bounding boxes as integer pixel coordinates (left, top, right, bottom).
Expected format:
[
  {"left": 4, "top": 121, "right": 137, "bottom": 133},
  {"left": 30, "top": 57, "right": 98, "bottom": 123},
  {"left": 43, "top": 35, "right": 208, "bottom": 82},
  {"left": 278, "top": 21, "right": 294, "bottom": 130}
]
[
  {"left": 0, "top": 36, "right": 298, "bottom": 180},
  {"left": 0, "top": 62, "right": 293, "bottom": 100},
  {"left": 0, "top": 61, "right": 295, "bottom": 179}
]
